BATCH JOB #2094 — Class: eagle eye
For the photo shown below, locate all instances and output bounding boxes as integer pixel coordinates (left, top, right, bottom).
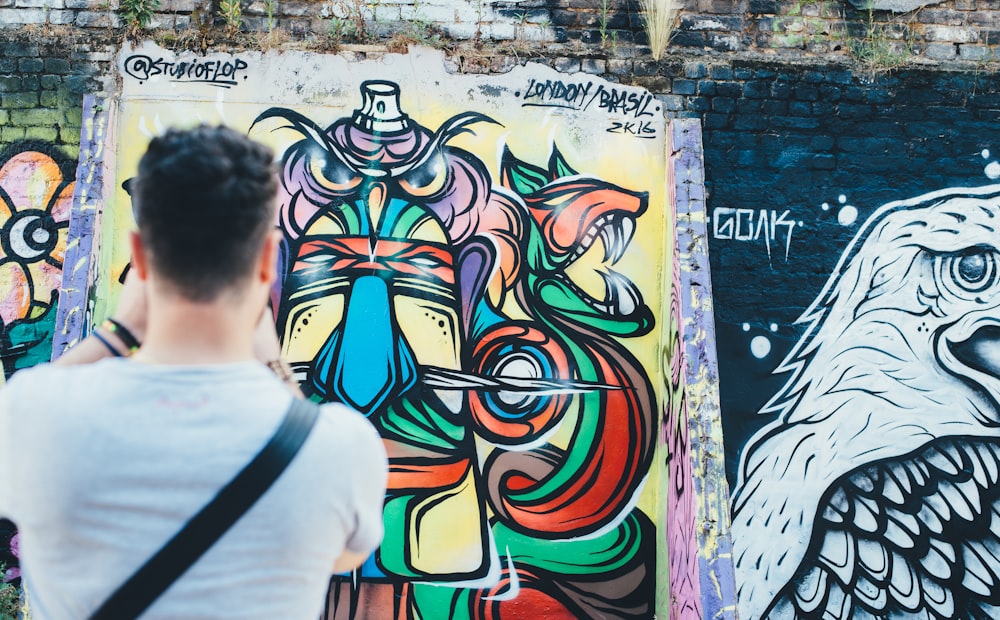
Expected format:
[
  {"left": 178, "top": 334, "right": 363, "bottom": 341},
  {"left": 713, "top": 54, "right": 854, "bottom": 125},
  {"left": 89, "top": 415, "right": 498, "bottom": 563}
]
[{"left": 948, "top": 248, "right": 998, "bottom": 293}]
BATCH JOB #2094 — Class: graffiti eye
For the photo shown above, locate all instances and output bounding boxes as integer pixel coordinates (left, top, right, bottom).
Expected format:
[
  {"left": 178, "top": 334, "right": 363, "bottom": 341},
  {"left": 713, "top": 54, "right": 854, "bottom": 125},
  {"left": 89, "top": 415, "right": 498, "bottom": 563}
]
[
  {"left": 308, "top": 152, "right": 361, "bottom": 192},
  {"left": 398, "top": 155, "right": 448, "bottom": 198},
  {"left": 2, "top": 211, "right": 57, "bottom": 262},
  {"left": 411, "top": 257, "right": 440, "bottom": 268},
  {"left": 947, "top": 248, "right": 998, "bottom": 293}
]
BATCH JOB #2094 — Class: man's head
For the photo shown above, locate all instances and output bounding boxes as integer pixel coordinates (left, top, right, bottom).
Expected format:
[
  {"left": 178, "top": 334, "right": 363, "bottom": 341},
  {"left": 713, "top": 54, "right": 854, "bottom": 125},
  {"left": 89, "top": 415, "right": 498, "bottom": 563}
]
[{"left": 131, "top": 125, "right": 278, "bottom": 302}]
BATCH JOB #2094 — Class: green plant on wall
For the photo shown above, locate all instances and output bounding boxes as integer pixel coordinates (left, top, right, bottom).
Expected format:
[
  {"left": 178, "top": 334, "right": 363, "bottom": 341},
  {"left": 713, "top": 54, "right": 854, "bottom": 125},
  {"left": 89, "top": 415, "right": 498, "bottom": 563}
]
[
  {"left": 264, "top": 0, "right": 277, "bottom": 31},
  {"left": 598, "top": 0, "right": 613, "bottom": 46},
  {"left": 119, "top": 0, "right": 160, "bottom": 34},
  {"left": 218, "top": 0, "right": 243, "bottom": 32},
  {"left": 846, "top": 8, "right": 913, "bottom": 78}
]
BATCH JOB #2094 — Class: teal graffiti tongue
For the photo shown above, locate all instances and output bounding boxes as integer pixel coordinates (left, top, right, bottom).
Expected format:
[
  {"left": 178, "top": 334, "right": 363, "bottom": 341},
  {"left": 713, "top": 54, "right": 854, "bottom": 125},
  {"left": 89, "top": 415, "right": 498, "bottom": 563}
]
[{"left": 311, "top": 275, "right": 418, "bottom": 414}]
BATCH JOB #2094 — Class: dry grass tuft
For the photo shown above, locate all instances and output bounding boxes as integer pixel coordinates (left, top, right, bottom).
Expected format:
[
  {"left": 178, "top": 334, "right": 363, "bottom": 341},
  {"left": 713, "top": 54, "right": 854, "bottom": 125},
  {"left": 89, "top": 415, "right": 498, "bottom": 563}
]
[{"left": 639, "top": 0, "right": 679, "bottom": 60}]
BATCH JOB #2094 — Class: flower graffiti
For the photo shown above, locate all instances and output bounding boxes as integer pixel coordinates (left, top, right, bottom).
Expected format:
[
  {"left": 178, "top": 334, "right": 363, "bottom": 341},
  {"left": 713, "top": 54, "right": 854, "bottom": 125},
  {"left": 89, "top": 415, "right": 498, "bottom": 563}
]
[
  {"left": 254, "top": 81, "right": 658, "bottom": 619},
  {"left": 0, "top": 148, "right": 73, "bottom": 376}
]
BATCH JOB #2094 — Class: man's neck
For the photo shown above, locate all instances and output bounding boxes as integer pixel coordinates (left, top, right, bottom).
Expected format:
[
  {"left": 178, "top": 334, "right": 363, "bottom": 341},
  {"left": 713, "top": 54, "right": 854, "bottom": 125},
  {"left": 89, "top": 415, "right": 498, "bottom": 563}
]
[{"left": 138, "top": 295, "right": 259, "bottom": 365}]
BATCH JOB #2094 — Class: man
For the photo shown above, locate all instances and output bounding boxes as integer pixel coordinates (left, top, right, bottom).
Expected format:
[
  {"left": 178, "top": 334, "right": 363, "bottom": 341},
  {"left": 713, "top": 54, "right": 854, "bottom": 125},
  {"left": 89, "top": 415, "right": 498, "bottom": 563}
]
[{"left": 0, "top": 126, "right": 388, "bottom": 619}]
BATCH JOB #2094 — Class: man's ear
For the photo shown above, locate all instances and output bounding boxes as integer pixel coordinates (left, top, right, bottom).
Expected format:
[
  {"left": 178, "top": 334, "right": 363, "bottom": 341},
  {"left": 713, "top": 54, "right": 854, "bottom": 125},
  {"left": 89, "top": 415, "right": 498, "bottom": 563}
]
[
  {"left": 258, "top": 229, "right": 282, "bottom": 285},
  {"left": 129, "top": 231, "right": 149, "bottom": 280}
]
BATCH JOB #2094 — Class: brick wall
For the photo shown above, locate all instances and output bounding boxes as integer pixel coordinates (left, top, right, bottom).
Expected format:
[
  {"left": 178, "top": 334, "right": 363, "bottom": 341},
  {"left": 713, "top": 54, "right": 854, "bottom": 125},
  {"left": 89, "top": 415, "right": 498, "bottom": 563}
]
[
  {"left": 0, "top": 32, "right": 115, "bottom": 156},
  {"left": 4, "top": 0, "right": 1000, "bottom": 62}
]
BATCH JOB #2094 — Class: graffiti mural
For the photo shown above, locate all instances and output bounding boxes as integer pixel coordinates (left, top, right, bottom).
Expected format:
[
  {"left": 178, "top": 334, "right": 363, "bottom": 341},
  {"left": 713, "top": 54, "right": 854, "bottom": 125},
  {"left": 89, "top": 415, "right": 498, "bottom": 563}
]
[
  {"left": 257, "top": 79, "right": 657, "bottom": 618},
  {"left": 731, "top": 184, "right": 1000, "bottom": 619},
  {"left": 98, "top": 44, "right": 671, "bottom": 618}
]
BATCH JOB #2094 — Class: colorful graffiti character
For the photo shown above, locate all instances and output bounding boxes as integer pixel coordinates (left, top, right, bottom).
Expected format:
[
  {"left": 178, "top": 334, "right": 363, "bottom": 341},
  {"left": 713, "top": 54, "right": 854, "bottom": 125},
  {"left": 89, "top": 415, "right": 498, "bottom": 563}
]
[
  {"left": 253, "top": 81, "right": 657, "bottom": 618},
  {"left": 732, "top": 185, "right": 1000, "bottom": 620},
  {"left": 0, "top": 148, "right": 72, "bottom": 377}
]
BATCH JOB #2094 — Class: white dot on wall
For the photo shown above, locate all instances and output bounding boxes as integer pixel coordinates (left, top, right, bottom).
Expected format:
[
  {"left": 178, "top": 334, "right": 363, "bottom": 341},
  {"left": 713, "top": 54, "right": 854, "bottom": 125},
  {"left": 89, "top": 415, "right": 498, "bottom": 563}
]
[
  {"left": 986, "top": 161, "right": 1000, "bottom": 180},
  {"left": 983, "top": 149, "right": 991, "bottom": 159},
  {"left": 839, "top": 195, "right": 847, "bottom": 204},
  {"left": 821, "top": 202, "right": 830, "bottom": 211},
  {"left": 798, "top": 221, "right": 804, "bottom": 227},
  {"left": 769, "top": 323, "right": 778, "bottom": 332},
  {"left": 839, "top": 205, "right": 859, "bottom": 226},
  {"left": 751, "top": 336, "right": 772, "bottom": 359},
  {"left": 742, "top": 323, "right": 750, "bottom": 332}
]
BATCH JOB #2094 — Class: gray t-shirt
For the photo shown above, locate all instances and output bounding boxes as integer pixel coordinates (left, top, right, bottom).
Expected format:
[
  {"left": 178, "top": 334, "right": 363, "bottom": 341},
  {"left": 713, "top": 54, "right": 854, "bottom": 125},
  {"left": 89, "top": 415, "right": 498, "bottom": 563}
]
[{"left": 0, "top": 358, "right": 387, "bottom": 620}]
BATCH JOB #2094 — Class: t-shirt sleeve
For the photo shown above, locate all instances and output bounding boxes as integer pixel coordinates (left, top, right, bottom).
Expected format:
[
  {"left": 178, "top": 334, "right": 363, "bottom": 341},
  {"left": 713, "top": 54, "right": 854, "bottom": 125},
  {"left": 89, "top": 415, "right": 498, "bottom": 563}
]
[{"left": 342, "top": 414, "right": 388, "bottom": 555}]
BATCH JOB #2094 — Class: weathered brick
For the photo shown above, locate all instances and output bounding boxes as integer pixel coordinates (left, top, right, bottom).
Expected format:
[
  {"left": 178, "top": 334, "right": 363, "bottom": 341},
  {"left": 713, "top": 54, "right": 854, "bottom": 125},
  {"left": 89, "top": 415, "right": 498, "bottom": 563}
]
[
  {"left": 788, "top": 100, "right": 812, "bottom": 116},
  {"left": 75, "top": 10, "right": 116, "bottom": 26},
  {"left": 607, "top": 58, "right": 632, "bottom": 75},
  {"left": 959, "top": 44, "right": 992, "bottom": 61},
  {"left": 712, "top": 97, "right": 736, "bottom": 113},
  {"left": 580, "top": 58, "right": 605, "bottom": 74},
  {"left": 0, "top": 76, "right": 20, "bottom": 91},
  {"left": 672, "top": 78, "right": 697, "bottom": 94},
  {"left": 684, "top": 61, "right": 707, "bottom": 78},
  {"left": 43, "top": 58, "right": 72, "bottom": 74},
  {"left": 23, "top": 126, "right": 59, "bottom": 142},
  {"left": 21, "top": 74, "right": 38, "bottom": 90},
  {"left": 39, "top": 74, "right": 61, "bottom": 89},
  {"left": 553, "top": 56, "right": 581, "bottom": 73},
  {"left": 0, "top": 109, "right": 7, "bottom": 125},
  {"left": 924, "top": 42, "right": 958, "bottom": 60},
  {"left": 1, "top": 127, "right": 27, "bottom": 142},
  {"left": 11, "top": 108, "right": 62, "bottom": 125},
  {"left": 16, "top": 0, "right": 64, "bottom": 7},
  {"left": 709, "top": 64, "right": 734, "bottom": 80},
  {"left": 0, "top": 7, "right": 45, "bottom": 22},
  {"left": 656, "top": 93, "right": 684, "bottom": 111},
  {"left": 922, "top": 25, "right": 978, "bottom": 43},
  {"left": 1, "top": 91, "right": 38, "bottom": 108},
  {"left": 39, "top": 90, "right": 61, "bottom": 107},
  {"left": 18, "top": 57, "right": 43, "bottom": 73}
]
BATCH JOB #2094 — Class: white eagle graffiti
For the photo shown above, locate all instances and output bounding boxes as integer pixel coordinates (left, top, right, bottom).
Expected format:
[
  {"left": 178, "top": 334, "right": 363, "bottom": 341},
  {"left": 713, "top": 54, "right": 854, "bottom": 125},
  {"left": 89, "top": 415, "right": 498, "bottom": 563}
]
[{"left": 732, "top": 185, "right": 1000, "bottom": 620}]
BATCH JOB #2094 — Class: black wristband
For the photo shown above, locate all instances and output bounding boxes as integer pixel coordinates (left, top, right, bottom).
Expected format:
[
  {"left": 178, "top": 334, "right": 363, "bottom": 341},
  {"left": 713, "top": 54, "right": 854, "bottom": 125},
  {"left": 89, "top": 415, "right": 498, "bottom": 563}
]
[
  {"left": 104, "top": 318, "right": 142, "bottom": 353},
  {"left": 93, "top": 330, "right": 124, "bottom": 358}
]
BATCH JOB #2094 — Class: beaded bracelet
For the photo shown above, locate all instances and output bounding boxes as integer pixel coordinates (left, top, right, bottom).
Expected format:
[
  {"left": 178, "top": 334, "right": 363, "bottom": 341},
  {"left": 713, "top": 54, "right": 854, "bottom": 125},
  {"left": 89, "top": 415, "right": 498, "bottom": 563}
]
[{"left": 103, "top": 318, "right": 142, "bottom": 354}]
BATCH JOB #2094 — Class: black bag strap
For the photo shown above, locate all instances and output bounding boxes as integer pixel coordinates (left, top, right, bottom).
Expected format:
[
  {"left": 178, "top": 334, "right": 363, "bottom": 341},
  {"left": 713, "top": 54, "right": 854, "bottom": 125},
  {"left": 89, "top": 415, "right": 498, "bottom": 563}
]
[{"left": 90, "top": 397, "right": 320, "bottom": 620}]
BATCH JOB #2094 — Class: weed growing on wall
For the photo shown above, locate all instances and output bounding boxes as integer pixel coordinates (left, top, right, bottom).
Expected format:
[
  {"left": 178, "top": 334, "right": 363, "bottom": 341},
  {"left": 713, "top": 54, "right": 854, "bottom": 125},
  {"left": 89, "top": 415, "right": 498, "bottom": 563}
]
[
  {"left": 640, "top": 0, "right": 679, "bottom": 60},
  {"left": 264, "top": 0, "right": 277, "bottom": 31},
  {"left": 119, "top": 0, "right": 160, "bottom": 35},
  {"left": 847, "top": 8, "right": 913, "bottom": 79},
  {"left": 218, "top": 0, "right": 243, "bottom": 33},
  {"left": 598, "top": 0, "right": 614, "bottom": 47}
]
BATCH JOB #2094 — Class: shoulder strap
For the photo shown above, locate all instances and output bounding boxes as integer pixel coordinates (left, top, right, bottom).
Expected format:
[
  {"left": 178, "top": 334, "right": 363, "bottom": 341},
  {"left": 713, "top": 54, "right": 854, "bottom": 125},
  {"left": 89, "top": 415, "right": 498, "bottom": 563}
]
[{"left": 90, "top": 398, "right": 321, "bottom": 620}]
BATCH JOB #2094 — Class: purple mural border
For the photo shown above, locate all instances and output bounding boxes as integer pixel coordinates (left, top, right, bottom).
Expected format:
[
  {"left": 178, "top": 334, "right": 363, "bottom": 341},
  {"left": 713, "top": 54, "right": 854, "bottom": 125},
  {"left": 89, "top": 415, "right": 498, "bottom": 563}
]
[
  {"left": 52, "top": 95, "right": 112, "bottom": 359},
  {"left": 671, "top": 118, "right": 739, "bottom": 620}
]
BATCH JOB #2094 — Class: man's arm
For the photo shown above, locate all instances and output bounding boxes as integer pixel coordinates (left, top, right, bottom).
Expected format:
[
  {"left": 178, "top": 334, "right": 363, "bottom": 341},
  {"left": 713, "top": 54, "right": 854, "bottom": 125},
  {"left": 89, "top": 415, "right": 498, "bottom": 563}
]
[
  {"left": 333, "top": 420, "right": 388, "bottom": 573},
  {"left": 333, "top": 550, "right": 369, "bottom": 573},
  {"left": 55, "top": 271, "right": 147, "bottom": 366}
]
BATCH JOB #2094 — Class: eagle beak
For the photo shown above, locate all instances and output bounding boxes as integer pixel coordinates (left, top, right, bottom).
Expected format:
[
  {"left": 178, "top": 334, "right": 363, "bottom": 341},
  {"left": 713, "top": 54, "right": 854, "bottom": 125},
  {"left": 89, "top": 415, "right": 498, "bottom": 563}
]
[
  {"left": 944, "top": 313, "right": 1000, "bottom": 424},
  {"left": 951, "top": 324, "right": 1000, "bottom": 378}
]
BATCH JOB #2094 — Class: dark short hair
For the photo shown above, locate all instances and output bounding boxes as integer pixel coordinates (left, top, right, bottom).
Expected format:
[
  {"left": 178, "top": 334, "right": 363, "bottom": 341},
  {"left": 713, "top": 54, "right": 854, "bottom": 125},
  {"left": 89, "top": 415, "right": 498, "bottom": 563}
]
[{"left": 132, "top": 125, "right": 278, "bottom": 301}]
